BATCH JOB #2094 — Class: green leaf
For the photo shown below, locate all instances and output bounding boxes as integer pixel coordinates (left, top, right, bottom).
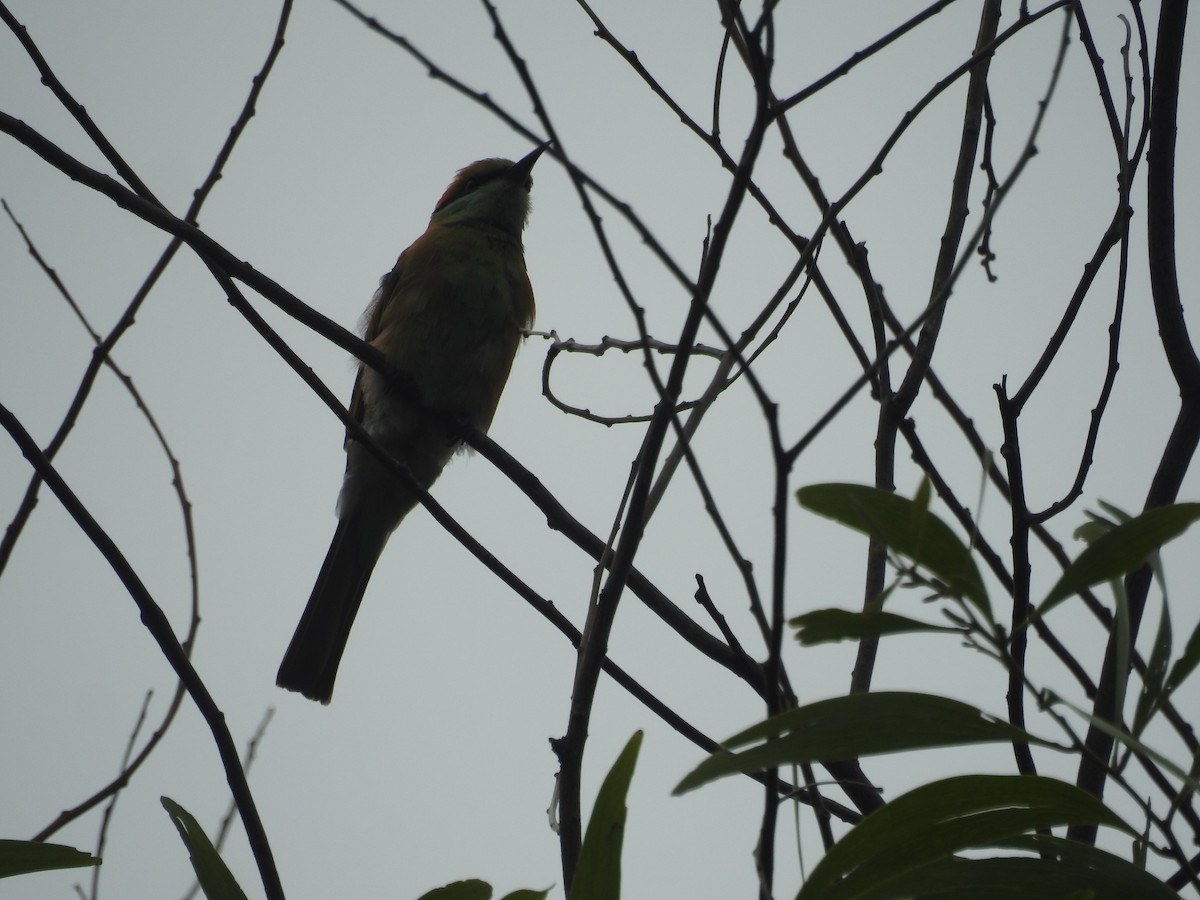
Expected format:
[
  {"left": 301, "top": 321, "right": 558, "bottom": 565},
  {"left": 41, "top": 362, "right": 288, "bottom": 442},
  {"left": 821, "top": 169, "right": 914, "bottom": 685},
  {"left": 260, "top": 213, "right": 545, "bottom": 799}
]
[
  {"left": 1075, "top": 518, "right": 1114, "bottom": 543},
  {"left": 675, "top": 693, "right": 1052, "bottom": 795},
  {"left": 498, "top": 890, "right": 551, "bottom": 900},
  {"left": 1112, "top": 573, "right": 1131, "bottom": 766},
  {"left": 418, "top": 881, "right": 494, "bottom": 900},
  {"left": 861, "top": 845, "right": 1178, "bottom": 899},
  {"left": 1132, "top": 598, "right": 1172, "bottom": 736},
  {"left": 1044, "top": 693, "right": 1200, "bottom": 794},
  {"left": 418, "top": 881, "right": 492, "bottom": 900},
  {"left": 1164, "top": 617, "right": 1200, "bottom": 696},
  {"left": 161, "top": 797, "right": 248, "bottom": 900},
  {"left": 0, "top": 839, "right": 99, "bottom": 878},
  {"left": 991, "top": 834, "right": 1180, "bottom": 899},
  {"left": 913, "top": 475, "right": 932, "bottom": 517},
  {"left": 790, "top": 608, "right": 960, "bottom": 645},
  {"left": 1097, "top": 499, "right": 1135, "bottom": 524},
  {"left": 417, "top": 881, "right": 492, "bottom": 900},
  {"left": 795, "top": 775, "right": 1133, "bottom": 900},
  {"left": 797, "top": 483, "right": 989, "bottom": 620},
  {"left": 569, "top": 731, "right": 642, "bottom": 900},
  {"left": 1039, "top": 503, "right": 1200, "bottom": 613}
]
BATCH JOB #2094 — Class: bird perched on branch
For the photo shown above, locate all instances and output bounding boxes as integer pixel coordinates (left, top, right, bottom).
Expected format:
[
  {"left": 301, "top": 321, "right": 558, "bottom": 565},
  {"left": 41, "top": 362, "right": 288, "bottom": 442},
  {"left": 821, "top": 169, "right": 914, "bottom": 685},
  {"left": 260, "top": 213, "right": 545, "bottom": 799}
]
[{"left": 277, "top": 145, "right": 545, "bottom": 704}]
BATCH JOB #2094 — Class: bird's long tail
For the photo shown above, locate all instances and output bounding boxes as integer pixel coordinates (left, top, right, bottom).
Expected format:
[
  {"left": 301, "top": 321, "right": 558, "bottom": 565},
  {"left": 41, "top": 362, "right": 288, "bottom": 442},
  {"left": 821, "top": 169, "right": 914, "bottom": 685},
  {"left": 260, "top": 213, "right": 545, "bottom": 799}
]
[{"left": 276, "top": 512, "right": 390, "bottom": 704}]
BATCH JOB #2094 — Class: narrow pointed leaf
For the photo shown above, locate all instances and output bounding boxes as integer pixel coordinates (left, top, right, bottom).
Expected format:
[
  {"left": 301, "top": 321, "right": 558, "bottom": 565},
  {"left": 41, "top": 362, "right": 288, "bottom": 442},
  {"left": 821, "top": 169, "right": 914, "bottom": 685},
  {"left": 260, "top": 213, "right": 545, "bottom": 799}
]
[
  {"left": 161, "top": 797, "right": 248, "bottom": 900},
  {"left": 989, "top": 835, "right": 1180, "bottom": 899},
  {"left": 913, "top": 476, "right": 932, "bottom": 516},
  {"left": 0, "top": 839, "right": 99, "bottom": 878},
  {"left": 417, "top": 880, "right": 492, "bottom": 900},
  {"left": 1132, "top": 599, "right": 1172, "bottom": 735},
  {"left": 569, "top": 731, "right": 642, "bottom": 900},
  {"left": 790, "top": 608, "right": 960, "bottom": 645},
  {"left": 1164, "top": 617, "right": 1200, "bottom": 695},
  {"left": 1044, "top": 694, "right": 1200, "bottom": 794},
  {"left": 863, "top": 850, "right": 1178, "bottom": 900},
  {"left": 1075, "top": 519, "right": 1114, "bottom": 543},
  {"left": 1040, "top": 503, "right": 1200, "bottom": 612},
  {"left": 498, "top": 890, "right": 551, "bottom": 900},
  {"left": 796, "top": 775, "right": 1132, "bottom": 900},
  {"left": 798, "top": 483, "right": 989, "bottom": 618},
  {"left": 1097, "top": 499, "right": 1134, "bottom": 523},
  {"left": 1113, "top": 577, "right": 1131, "bottom": 763},
  {"left": 675, "top": 693, "right": 1051, "bottom": 795}
]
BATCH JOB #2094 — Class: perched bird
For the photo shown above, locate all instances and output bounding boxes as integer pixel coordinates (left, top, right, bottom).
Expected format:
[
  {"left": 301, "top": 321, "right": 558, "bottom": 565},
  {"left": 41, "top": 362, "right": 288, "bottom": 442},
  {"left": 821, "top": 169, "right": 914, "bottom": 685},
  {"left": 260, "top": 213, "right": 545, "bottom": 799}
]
[{"left": 277, "top": 145, "right": 544, "bottom": 704}]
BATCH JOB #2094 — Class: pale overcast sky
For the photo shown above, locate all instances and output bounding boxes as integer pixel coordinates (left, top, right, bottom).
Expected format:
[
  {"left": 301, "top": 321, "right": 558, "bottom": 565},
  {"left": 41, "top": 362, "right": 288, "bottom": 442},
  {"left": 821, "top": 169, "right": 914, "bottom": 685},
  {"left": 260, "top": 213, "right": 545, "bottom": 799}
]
[{"left": 2, "top": 2, "right": 1198, "bottom": 898}]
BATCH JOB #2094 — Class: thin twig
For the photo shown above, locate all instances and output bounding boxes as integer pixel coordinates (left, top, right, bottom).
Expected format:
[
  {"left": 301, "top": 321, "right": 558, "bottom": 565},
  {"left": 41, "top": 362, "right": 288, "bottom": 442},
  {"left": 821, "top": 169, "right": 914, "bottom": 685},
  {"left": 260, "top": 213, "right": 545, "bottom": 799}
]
[
  {"left": 8, "top": 3, "right": 294, "bottom": 864},
  {"left": 0, "top": 404, "right": 285, "bottom": 900},
  {"left": 87, "top": 691, "right": 154, "bottom": 900}
]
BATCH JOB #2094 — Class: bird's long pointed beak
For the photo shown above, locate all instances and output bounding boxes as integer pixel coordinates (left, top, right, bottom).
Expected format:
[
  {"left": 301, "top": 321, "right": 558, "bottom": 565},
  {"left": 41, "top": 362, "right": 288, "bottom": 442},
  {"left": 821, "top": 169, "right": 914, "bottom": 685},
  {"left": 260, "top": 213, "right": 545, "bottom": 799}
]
[{"left": 508, "top": 142, "right": 550, "bottom": 181}]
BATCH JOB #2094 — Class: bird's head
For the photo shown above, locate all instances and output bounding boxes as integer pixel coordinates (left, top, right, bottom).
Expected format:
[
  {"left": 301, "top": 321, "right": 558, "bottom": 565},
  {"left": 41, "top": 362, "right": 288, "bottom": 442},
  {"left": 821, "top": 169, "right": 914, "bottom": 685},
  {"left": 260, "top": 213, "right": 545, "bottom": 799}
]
[{"left": 430, "top": 144, "right": 547, "bottom": 236}]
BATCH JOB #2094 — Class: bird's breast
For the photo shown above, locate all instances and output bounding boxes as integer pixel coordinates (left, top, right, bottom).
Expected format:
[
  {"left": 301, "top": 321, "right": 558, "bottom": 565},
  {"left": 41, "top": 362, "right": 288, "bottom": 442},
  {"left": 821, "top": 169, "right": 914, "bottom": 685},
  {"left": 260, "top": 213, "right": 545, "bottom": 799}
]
[{"left": 365, "top": 222, "right": 535, "bottom": 429}]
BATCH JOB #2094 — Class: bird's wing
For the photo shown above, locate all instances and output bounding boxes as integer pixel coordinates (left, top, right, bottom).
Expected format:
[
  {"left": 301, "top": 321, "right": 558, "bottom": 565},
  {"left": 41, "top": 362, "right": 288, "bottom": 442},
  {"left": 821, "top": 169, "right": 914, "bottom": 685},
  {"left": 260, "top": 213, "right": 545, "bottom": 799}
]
[{"left": 344, "top": 257, "right": 403, "bottom": 448}]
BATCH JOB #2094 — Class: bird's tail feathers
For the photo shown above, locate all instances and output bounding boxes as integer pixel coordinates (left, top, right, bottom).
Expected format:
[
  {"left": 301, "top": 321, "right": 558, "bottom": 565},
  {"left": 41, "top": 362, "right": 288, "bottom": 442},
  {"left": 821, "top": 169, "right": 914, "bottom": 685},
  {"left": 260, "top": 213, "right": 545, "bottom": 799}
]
[{"left": 276, "top": 512, "right": 391, "bottom": 704}]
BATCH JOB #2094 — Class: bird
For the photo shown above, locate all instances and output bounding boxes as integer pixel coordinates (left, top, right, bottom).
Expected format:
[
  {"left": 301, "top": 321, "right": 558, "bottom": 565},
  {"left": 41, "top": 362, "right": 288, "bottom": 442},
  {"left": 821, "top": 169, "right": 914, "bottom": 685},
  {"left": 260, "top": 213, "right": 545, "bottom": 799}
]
[{"left": 276, "top": 145, "right": 545, "bottom": 704}]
